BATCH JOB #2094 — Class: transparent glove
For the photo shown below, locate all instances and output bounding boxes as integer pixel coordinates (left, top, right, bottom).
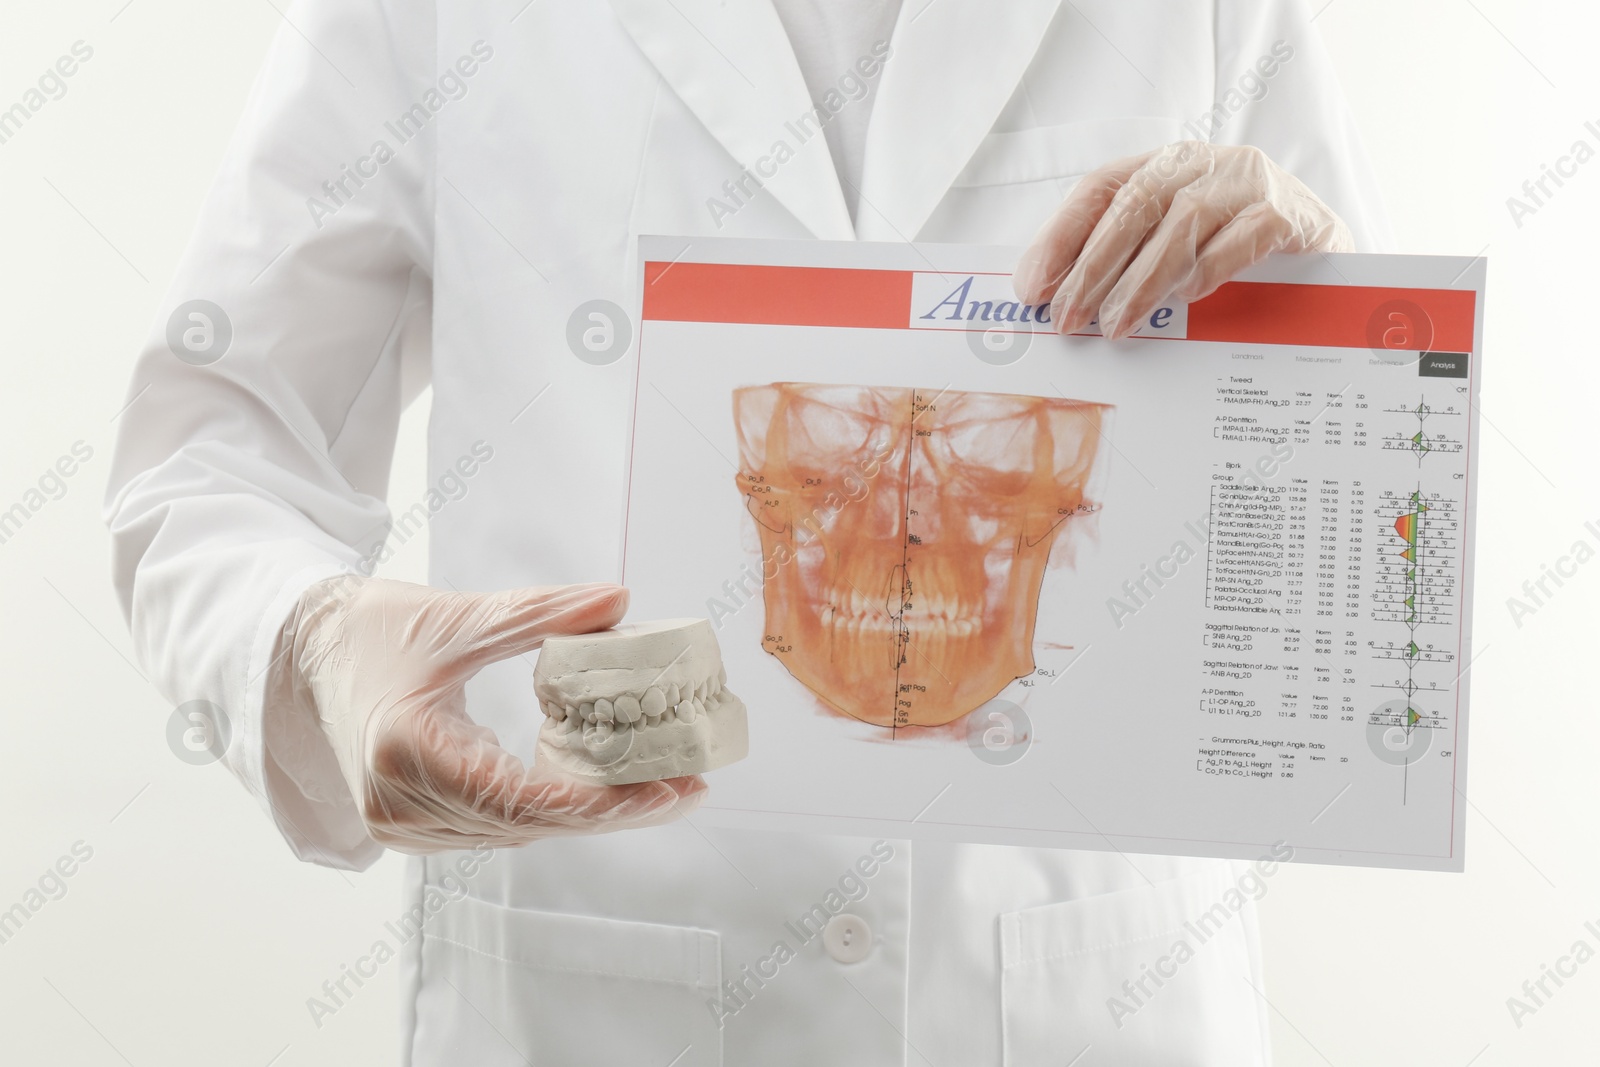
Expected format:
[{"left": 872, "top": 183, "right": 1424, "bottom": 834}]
[
  {"left": 1013, "top": 141, "right": 1355, "bottom": 340},
  {"left": 280, "top": 575, "right": 705, "bottom": 853}
]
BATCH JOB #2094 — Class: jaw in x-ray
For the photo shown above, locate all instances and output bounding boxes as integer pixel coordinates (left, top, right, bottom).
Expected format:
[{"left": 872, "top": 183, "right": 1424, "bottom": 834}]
[{"left": 733, "top": 382, "right": 1111, "bottom": 729}]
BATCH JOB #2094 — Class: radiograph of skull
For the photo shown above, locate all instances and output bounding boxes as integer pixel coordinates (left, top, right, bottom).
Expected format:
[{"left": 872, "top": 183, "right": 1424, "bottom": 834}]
[{"left": 733, "top": 383, "right": 1111, "bottom": 729}]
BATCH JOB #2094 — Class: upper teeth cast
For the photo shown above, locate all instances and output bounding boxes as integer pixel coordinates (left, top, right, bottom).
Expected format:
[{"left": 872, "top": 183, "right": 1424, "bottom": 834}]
[{"left": 542, "top": 674, "right": 730, "bottom": 728}]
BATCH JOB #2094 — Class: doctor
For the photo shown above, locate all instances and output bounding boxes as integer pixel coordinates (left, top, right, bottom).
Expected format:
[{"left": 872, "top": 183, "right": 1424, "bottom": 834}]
[{"left": 107, "top": 1, "right": 1389, "bottom": 1063}]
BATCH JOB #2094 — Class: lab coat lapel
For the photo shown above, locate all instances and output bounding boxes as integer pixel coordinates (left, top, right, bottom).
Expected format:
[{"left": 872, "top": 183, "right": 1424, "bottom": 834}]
[
  {"left": 856, "top": 0, "right": 1065, "bottom": 242},
  {"left": 607, "top": 0, "right": 856, "bottom": 241}
]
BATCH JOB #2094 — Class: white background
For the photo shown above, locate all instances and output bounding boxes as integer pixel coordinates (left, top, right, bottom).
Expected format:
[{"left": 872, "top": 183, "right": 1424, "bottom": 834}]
[{"left": 0, "top": 1, "right": 1595, "bottom": 1063}]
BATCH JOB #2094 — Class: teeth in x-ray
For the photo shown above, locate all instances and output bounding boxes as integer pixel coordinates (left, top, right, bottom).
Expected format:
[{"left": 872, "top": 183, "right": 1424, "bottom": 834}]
[{"left": 733, "top": 382, "right": 1111, "bottom": 729}]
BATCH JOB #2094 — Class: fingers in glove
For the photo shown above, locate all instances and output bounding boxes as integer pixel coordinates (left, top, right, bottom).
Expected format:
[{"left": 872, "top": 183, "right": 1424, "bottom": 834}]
[
  {"left": 1051, "top": 145, "right": 1219, "bottom": 334},
  {"left": 370, "top": 776, "right": 705, "bottom": 853},
  {"left": 1011, "top": 149, "right": 1156, "bottom": 304},
  {"left": 451, "top": 583, "right": 630, "bottom": 675},
  {"left": 368, "top": 707, "right": 703, "bottom": 847},
  {"left": 370, "top": 778, "right": 707, "bottom": 854},
  {"left": 1097, "top": 183, "right": 1263, "bottom": 339},
  {"left": 498, "top": 770, "right": 706, "bottom": 836},
  {"left": 1164, "top": 203, "right": 1301, "bottom": 309},
  {"left": 1164, "top": 186, "right": 1356, "bottom": 310}
]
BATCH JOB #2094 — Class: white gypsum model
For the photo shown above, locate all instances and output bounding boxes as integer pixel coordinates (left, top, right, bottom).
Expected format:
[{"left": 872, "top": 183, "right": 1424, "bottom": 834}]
[{"left": 534, "top": 618, "right": 749, "bottom": 785}]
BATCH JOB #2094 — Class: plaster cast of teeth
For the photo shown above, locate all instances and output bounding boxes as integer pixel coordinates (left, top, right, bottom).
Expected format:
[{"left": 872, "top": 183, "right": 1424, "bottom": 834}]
[{"left": 533, "top": 618, "right": 748, "bottom": 785}]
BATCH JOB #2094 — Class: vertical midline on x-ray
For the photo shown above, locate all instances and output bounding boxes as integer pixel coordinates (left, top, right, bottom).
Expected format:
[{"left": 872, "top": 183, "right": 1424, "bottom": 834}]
[{"left": 732, "top": 382, "right": 1113, "bottom": 730}]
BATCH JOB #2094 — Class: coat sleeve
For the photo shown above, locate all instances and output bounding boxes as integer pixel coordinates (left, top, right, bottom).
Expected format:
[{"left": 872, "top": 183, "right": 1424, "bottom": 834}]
[
  {"left": 104, "top": 0, "right": 437, "bottom": 870},
  {"left": 1210, "top": 0, "right": 1397, "bottom": 254}
]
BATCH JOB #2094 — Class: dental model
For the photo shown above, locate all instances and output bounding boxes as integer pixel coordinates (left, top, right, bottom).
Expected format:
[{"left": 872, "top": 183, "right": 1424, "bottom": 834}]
[
  {"left": 533, "top": 618, "right": 748, "bottom": 784},
  {"left": 733, "top": 383, "right": 1111, "bottom": 730}
]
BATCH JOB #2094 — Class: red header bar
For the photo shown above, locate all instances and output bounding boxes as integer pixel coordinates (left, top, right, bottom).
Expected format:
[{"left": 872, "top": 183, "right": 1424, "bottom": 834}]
[
  {"left": 643, "top": 262, "right": 911, "bottom": 330},
  {"left": 1186, "top": 282, "right": 1477, "bottom": 352},
  {"left": 641, "top": 262, "right": 1477, "bottom": 352}
]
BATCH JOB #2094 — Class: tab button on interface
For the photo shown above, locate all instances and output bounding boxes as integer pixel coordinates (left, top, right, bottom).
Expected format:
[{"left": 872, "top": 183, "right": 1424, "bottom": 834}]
[{"left": 1418, "top": 351, "right": 1470, "bottom": 378}]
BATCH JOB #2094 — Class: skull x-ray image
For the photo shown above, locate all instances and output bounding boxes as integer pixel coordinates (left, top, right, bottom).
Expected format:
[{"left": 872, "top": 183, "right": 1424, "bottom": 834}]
[{"left": 733, "top": 383, "right": 1112, "bottom": 730}]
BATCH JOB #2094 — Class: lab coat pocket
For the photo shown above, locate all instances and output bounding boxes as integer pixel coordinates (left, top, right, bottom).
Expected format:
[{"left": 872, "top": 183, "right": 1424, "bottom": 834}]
[
  {"left": 921, "top": 116, "right": 1189, "bottom": 243},
  {"left": 416, "top": 895, "right": 722, "bottom": 1067},
  {"left": 999, "top": 866, "right": 1268, "bottom": 1067},
  {"left": 952, "top": 117, "right": 1190, "bottom": 189}
]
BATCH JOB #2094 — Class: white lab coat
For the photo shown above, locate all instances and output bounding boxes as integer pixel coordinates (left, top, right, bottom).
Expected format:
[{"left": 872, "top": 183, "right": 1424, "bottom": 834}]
[{"left": 106, "top": 1, "right": 1391, "bottom": 1063}]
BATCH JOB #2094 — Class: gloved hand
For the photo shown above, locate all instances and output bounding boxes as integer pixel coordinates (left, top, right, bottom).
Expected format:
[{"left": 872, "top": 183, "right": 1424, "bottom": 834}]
[
  {"left": 280, "top": 575, "right": 705, "bottom": 853},
  {"left": 1013, "top": 141, "right": 1355, "bottom": 340}
]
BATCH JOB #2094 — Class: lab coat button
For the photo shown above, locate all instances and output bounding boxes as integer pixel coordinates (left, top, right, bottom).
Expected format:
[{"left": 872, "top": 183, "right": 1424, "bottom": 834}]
[{"left": 822, "top": 914, "right": 872, "bottom": 963}]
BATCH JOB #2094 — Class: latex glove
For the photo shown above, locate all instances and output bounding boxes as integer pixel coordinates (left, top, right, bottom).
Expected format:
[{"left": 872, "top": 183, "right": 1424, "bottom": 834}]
[
  {"left": 1013, "top": 141, "right": 1355, "bottom": 340},
  {"left": 281, "top": 575, "right": 705, "bottom": 853}
]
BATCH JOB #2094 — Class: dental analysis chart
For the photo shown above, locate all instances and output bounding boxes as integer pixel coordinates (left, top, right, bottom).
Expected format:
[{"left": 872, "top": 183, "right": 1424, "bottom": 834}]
[{"left": 619, "top": 236, "right": 1484, "bottom": 872}]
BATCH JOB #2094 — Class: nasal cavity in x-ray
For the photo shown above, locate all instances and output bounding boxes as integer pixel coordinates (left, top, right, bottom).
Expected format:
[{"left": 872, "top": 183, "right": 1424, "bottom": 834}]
[{"left": 732, "top": 382, "right": 1112, "bottom": 730}]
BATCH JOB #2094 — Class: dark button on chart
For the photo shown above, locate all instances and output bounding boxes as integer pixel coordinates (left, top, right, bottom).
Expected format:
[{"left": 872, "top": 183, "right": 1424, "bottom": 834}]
[{"left": 1418, "top": 351, "right": 1470, "bottom": 378}]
